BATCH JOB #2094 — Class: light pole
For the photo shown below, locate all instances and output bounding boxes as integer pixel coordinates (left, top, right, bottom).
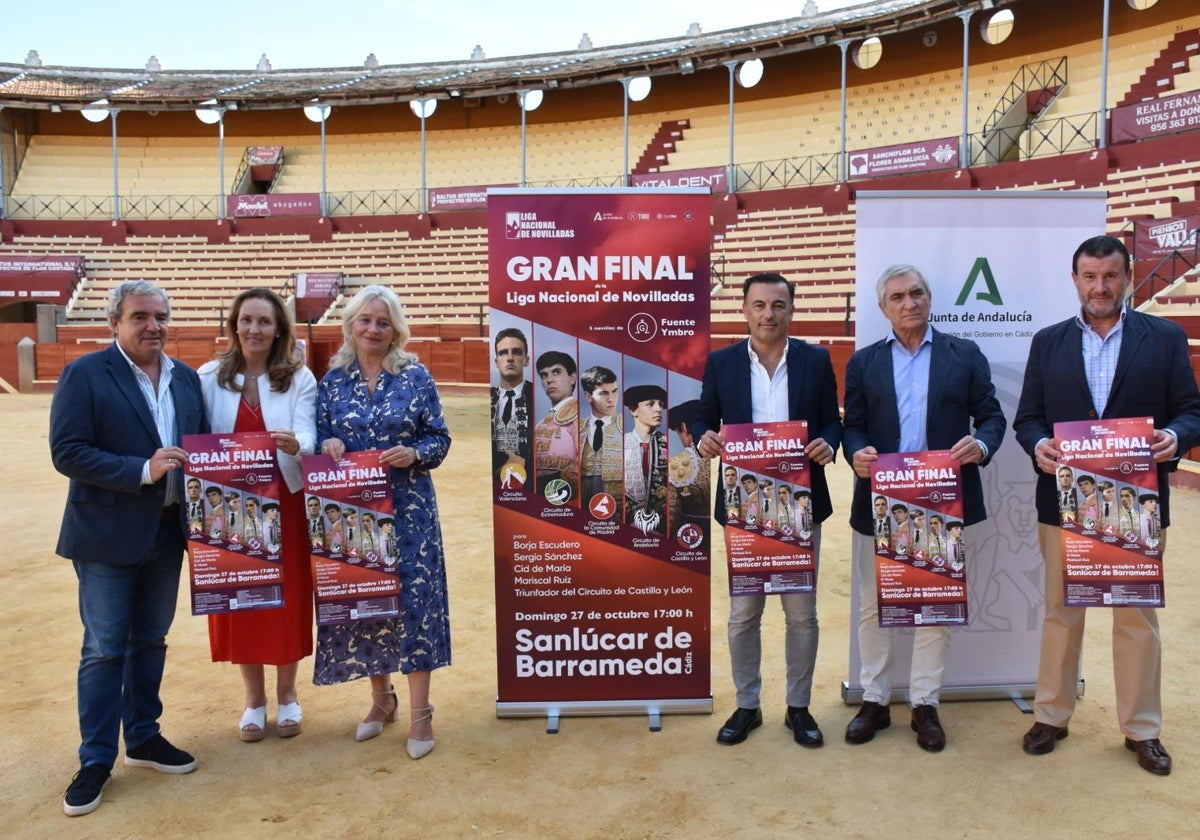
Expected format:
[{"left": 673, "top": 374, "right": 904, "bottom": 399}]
[
  {"left": 409, "top": 98, "right": 437, "bottom": 213},
  {"left": 726, "top": 59, "right": 763, "bottom": 193},
  {"left": 303, "top": 101, "right": 331, "bottom": 216},
  {"left": 195, "top": 101, "right": 226, "bottom": 219},
  {"left": 620, "top": 77, "right": 651, "bottom": 186},
  {"left": 957, "top": 10, "right": 974, "bottom": 168},
  {"left": 518, "top": 89, "right": 544, "bottom": 188},
  {"left": 837, "top": 41, "right": 851, "bottom": 182},
  {"left": 82, "top": 99, "right": 120, "bottom": 220}
]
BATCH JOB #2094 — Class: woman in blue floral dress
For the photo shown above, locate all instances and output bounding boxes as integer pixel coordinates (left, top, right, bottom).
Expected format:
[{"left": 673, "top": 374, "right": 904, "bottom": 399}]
[{"left": 315, "top": 285, "right": 451, "bottom": 760}]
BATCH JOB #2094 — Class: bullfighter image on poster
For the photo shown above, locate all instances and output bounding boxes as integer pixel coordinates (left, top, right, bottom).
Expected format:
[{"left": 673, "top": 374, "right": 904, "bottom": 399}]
[
  {"left": 184, "top": 431, "right": 284, "bottom": 615},
  {"left": 870, "top": 450, "right": 968, "bottom": 628},
  {"left": 489, "top": 188, "right": 712, "bottom": 718},
  {"left": 302, "top": 451, "right": 400, "bottom": 625},
  {"left": 1054, "top": 416, "right": 1163, "bottom": 608}
]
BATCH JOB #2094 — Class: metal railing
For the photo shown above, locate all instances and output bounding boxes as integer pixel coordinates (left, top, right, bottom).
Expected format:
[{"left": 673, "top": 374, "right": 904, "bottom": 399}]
[
  {"left": 736, "top": 153, "right": 840, "bottom": 192},
  {"left": 1135, "top": 231, "right": 1200, "bottom": 304},
  {"left": 326, "top": 188, "right": 420, "bottom": 216}
]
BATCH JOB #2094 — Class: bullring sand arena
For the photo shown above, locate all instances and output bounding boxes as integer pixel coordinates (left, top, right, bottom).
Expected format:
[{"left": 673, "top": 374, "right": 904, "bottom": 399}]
[{"left": 2, "top": 391, "right": 1198, "bottom": 838}]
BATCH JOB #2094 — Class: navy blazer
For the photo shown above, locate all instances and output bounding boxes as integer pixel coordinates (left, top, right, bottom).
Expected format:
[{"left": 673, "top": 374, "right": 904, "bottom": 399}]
[
  {"left": 51, "top": 343, "right": 207, "bottom": 566},
  {"left": 842, "top": 328, "right": 1006, "bottom": 536},
  {"left": 693, "top": 337, "right": 842, "bottom": 526},
  {"left": 1014, "top": 308, "right": 1200, "bottom": 527}
]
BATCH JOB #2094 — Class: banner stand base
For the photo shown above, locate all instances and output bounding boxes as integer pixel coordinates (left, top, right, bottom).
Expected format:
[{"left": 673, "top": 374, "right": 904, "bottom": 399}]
[{"left": 497, "top": 697, "right": 713, "bottom": 734}]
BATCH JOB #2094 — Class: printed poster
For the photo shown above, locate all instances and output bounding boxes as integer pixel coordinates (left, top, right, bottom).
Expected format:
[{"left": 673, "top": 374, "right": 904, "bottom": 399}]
[
  {"left": 1055, "top": 417, "right": 1163, "bottom": 608},
  {"left": 489, "top": 188, "right": 712, "bottom": 713},
  {"left": 183, "top": 431, "right": 284, "bottom": 616},
  {"left": 719, "top": 421, "right": 816, "bottom": 596},
  {"left": 302, "top": 451, "right": 400, "bottom": 625},
  {"left": 870, "top": 451, "right": 968, "bottom": 628}
]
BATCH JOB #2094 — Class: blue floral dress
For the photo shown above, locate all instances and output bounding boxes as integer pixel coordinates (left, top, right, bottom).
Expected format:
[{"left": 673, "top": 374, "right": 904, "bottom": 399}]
[{"left": 313, "top": 360, "right": 452, "bottom": 683}]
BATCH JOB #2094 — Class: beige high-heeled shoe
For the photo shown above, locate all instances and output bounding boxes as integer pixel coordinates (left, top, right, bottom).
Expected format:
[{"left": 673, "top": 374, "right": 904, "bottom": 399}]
[
  {"left": 407, "top": 705, "right": 435, "bottom": 759},
  {"left": 355, "top": 687, "right": 398, "bottom": 742}
]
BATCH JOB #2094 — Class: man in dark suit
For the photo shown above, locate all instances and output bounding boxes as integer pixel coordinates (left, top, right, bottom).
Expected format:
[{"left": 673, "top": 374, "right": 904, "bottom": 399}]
[
  {"left": 50, "top": 280, "right": 207, "bottom": 816},
  {"left": 1015, "top": 235, "right": 1200, "bottom": 776},
  {"left": 490, "top": 327, "right": 534, "bottom": 487},
  {"left": 842, "top": 264, "right": 1006, "bottom": 752},
  {"left": 693, "top": 272, "right": 842, "bottom": 748}
]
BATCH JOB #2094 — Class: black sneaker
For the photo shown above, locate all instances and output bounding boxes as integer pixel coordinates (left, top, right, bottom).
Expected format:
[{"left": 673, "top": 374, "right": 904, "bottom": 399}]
[
  {"left": 124, "top": 734, "right": 198, "bottom": 774},
  {"left": 63, "top": 764, "right": 111, "bottom": 816}
]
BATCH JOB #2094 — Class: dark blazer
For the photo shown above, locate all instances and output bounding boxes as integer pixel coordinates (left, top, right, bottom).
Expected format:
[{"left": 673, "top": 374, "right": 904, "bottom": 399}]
[
  {"left": 490, "top": 380, "right": 535, "bottom": 475},
  {"left": 843, "top": 328, "right": 1006, "bottom": 536},
  {"left": 693, "top": 337, "right": 842, "bottom": 526},
  {"left": 1014, "top": 308, "right": 1200, "bottom": 527},
  {"left": 50, "top": 343, "right": 206, "bottom": 566}
]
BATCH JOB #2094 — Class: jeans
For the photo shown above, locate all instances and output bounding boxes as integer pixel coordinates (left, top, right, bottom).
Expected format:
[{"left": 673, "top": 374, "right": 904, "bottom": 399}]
[
  {"left": 74, "top": 517, "right": 184, "bottom": 768},
  {"left": 728, "top": 527, "right": 820, "bottom": 709}
]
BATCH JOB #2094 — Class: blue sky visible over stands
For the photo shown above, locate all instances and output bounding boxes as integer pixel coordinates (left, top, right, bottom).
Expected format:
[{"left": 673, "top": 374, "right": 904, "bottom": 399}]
[{"left": 3, "top": 0, "right": 862, "bottom": 70}]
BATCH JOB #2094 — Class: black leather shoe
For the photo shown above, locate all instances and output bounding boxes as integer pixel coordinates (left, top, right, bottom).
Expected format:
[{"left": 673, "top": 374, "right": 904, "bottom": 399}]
[
  {"left": 1022, "top": 721, "right": 1068, "bottom": 755},
  {"left": 910, "top": 704, "right": 946, "bottom": 752},
  {"left": 845, "top": 701, "right": 891, "bottom": 744},
  {"left": 716, "top": 707, "right": 762, "bottom": 745},
  {"left": 784, "top": 706, "right": 824, "bottom": 748},
  {"left": 1125, "top": 737, "right": 1171, "bottom": 776}
]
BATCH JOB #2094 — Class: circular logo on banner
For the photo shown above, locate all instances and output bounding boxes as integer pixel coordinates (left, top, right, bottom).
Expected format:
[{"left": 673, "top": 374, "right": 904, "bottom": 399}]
[
  {"left": 627, "top": 313, "right": 658, "bottom": 343},
  {"left": 1118, "top": 461, "right": 1134, "bottom": 475},
  {"left": 588, "top": 492, "right": 616, "bottom": 519},
  {"left": 545, "top": 479, "right": 573, "bottom": 505},
  {"left": 676, "top": 523, "right": 703, "bottom": 548}
]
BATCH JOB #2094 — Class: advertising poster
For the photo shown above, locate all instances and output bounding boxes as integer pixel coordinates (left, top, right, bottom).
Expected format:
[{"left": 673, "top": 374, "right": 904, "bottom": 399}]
[
  {"left": 183, "top": 431, "right": 283, "bottom": 616},
  {"left": 302, "top": 451, "right": 400, "bottom": 625},
  {"left": 870, "top": 451, "right": 968, "bottom": 628},
  {"left": 1054, "top": 417, "right": 1163, "bottom": 608},
  {"left": 719, "top": 421, "right": 816, "bottom": 596},
  {"left": 489, "top": 188, "right": 712, "bottom": 715}
]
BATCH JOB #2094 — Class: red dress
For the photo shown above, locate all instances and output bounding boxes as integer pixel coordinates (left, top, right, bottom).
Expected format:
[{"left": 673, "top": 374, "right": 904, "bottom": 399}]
[{"left": 208, "top": 398, "right": 314, "bottom": 665}]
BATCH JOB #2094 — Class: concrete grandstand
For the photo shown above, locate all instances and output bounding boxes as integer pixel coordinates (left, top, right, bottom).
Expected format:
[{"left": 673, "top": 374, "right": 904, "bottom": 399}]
[{"left": 0, "top": 0, "right": 1197, "bottom": 398}]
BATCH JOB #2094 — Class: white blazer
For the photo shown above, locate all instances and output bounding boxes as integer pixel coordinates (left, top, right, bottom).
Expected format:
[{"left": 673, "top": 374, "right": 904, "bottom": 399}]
[{"left": 198, "top": 360, "right": 318, "bottom": 493}]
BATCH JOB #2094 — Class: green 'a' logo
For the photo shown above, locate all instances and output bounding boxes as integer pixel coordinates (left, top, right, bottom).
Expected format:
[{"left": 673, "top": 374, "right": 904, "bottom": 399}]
[{"left": 954, "top": 257, "right": 1004, "bottom": 306}]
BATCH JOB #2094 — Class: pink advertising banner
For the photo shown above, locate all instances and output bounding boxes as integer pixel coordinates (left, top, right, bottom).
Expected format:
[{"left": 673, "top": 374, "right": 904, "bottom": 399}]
[
  {"left": 1133, "top": 215, "right": 1199, "bottom": 261},
  {"left": 489, "top": 188, "right": 712, "bottom": 714},
  {"left": 183, "top": 431, "right": 284, "bottom": 616},
  {"left": 849, "top": 137, "right": 959, "bottom": 179},
  {"left": 719, "top": 421, "right": 816, "bottom": 596},
  {"left": 632, "top": 167, "right": 728, "bottom": 193},
  {"left": 302, "top": 451, "right": 400, "bottom": 625},
  {"left": 1054, "top": 417, "right": 1163, "bottom": 608},
  {"left": 870, "top": 451, "right": 968, "bottom": 628},
  {"left": 227, "top": 193, "right": 321, "bottom": 218},
  {"left": 1110, "top": 90, "right": 1200, "bottom": 142}
]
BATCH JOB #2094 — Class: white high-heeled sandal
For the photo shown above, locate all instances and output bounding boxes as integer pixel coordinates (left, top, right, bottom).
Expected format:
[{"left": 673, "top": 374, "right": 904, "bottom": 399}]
[
  {"left": 355, "top": 688, "right": 398, "bottom": 742},
  {"left": 407, "top": 705, "right": 435, "bottom": 759},
  {"left": 240, "top": 706, "right": 267, "bottom": 742},
  {"left": 277, "top": 700, "right": 303, "bottom": 738}
]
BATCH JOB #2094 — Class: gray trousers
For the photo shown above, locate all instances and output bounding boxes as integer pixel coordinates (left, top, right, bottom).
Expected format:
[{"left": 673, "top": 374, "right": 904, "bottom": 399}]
[{"left": 727, "top": 527, "right": 820, "bottom": 709}]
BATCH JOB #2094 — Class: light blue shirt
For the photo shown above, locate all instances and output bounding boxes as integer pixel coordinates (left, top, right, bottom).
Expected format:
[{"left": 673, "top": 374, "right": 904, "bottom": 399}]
[
  {"left": 1075, "top": 305, "right": 1125, "bottom": 418},
  {"left": 887, "top": 326, "right": 933, "bottom": 453}
]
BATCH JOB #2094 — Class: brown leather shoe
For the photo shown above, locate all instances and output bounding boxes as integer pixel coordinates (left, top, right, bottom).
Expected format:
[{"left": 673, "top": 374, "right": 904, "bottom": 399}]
[
  {"left": 910, "top": 704, "right": 946, "bottom": 752},
  {"left": 1125, "top": 738, "right": 1171, "bottom": 776},
  {"left": 1022, "top": 721, "right": 1068, "bottom": 755},
  {"left": 845, "top": 701, "right": 891, "bottom": 744}
]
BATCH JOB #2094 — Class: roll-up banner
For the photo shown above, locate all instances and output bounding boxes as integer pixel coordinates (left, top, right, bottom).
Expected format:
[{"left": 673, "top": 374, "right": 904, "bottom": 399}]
[
  {"left": 489, "top": 188, "right": 713, "bottom": 724},
  {"left": 851, "top": 190, "right": 1107, "bottom": 702}
]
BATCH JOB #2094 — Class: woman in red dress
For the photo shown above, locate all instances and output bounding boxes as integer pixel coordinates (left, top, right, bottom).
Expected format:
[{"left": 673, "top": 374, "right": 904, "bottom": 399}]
[{"left": 199, "top": 288, "right": 317, "bottom": 741}]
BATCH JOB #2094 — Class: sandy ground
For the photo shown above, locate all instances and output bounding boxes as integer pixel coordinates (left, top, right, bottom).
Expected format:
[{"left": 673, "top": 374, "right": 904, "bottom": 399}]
[{"left": 2, "top": 391, "right": 1198, "bottom": 839}]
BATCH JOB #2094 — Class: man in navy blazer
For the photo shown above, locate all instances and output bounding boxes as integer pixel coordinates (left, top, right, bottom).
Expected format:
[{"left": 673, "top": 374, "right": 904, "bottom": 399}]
[
  {"left": 693, "top": 272, "right": 842, "bottom": 748},
  {"left": 50, "top": 280, "right": 207, "bottom": 816},
  {"left": 1014, "top": 235, "right": 1200, "bottom": 776},
  {"left": 842, "top": 265, "right": 1005, "bottom": 752}
]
